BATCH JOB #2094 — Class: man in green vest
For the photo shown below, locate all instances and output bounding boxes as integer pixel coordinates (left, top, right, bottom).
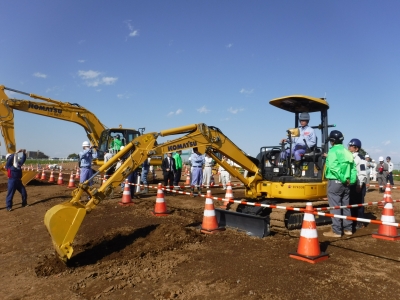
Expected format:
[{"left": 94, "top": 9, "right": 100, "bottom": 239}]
[
  {"left": 323, "top": 130, "right": 357, "bottom": 238},
  {"left": 173, "top": 150, "right": 183, "bottom": 190}
]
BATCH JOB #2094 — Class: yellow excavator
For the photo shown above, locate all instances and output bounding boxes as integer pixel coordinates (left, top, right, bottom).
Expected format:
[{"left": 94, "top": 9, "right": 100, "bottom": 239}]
[
  {"left": 0, "top": 85, "right": 144, "bottom": 184},
  {"left": 44, "top": 95, "right": 334, "bottom": 261}
]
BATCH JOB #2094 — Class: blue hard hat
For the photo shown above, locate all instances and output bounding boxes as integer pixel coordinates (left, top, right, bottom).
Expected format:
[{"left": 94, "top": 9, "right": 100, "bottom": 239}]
[{"left": 348, "top": 138, "right": 362, "bottom": 149}]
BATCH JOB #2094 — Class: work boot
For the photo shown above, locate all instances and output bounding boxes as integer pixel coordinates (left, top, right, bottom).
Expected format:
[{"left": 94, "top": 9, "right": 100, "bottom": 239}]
[
  {"left": 323, "top": 230, "right": 341, "bottom": 238},
  {"left": 139, "top": 187, "right": 149, "bottom": 194},
  {"left": 190, "top": 187, "right": 195, "bottom": 197}
]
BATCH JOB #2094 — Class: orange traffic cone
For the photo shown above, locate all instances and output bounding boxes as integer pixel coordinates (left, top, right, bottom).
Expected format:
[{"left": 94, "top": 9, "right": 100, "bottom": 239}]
[
  {"left": 119, "top": 179, "right": 135, "bottom": 206},
  {"left": 75, "top": 168, "right": 80, "bottom": 180},
  {"left": 35, "top": 168, "right": 41, "bottom": 179},
  {"left": 201, "top": 190, "right": 225, "bottom": 234},
  {"left": 67, "top": 172, "right": 76, "bottom": 188},
  {"left": 57, "top": 171, "right": 64, "bottom": 185},
  {"left": 372, "top": 184, "right": 400, "bottom": 241},
  {"left": 221, "top": 181, "right": 233, "bottom": 209},
  {"left": 48, "top": 170, "right": 55, "bottom": 183},
  {"left": 40, "top": 169, "right": 46, "bottom": 180},
  {"left": 151, "top": 183, "right": 170, "bottom": 216},
  {"left": 185, "top": 174, "right": 191, "bottom": 185},
  {"left": 101, "top": 175, "right": 107, "bottom": 186},
  {"left": 289, "top": 202, "right": 329, "bottom": 264}
]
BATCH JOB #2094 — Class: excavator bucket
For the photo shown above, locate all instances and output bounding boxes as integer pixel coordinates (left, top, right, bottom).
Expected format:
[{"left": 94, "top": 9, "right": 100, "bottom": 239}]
[
  {"left": 44, "top": 201, "right": 86, "bottom": 261},
  {"left": 0, "top": 163, "right": 38, "bottom": 186},
  {"left": 21, "top": 170, "right": 39, "bottom": 185}
]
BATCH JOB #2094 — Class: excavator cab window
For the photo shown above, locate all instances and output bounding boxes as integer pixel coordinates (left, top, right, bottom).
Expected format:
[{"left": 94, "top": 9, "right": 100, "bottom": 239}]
[{"left": 97, "top": 129, "right": 141, "bottom": 160}]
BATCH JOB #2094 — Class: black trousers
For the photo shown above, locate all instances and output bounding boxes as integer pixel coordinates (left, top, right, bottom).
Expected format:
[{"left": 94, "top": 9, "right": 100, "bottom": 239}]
[{"left": 163, "top": 171, "right": 174, "bottom": 188}]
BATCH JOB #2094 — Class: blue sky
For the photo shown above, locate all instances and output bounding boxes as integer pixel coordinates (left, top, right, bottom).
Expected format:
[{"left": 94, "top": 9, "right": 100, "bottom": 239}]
[{"left": 1, "top": 1, "right": 400, "bottom": 167}]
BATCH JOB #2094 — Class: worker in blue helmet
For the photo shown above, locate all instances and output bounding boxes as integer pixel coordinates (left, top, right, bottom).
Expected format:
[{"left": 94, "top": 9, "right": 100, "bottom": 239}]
[{"left": 347, "top": 138, "right": 367, "bottom": 230}]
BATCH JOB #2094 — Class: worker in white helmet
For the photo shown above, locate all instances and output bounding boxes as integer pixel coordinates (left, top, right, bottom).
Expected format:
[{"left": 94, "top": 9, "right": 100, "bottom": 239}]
[
  {"left": 375, "top": 156, "right": 388, "bottom": 193},
  {"left": 79, "top": 141, "right": 98, "bottom": 186}
]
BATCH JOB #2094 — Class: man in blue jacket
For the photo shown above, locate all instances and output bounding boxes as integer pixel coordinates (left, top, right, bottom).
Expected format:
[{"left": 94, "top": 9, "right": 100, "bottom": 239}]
[{"left": 5, "top": 149, "right": 28, "bottom": 211}]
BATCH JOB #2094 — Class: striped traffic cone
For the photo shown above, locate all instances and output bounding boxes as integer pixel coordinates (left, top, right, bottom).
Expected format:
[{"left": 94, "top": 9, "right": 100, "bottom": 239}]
[
  {"left": 151, "top": 183, "right": 170, "bottom": 216},
  {"left": 57, "top": 171, "right": 64, "bottom": 185},
  {"left": 75, "top": 168, "right": 80, "bottom": 180},
  {"left": 101, "top": 175, "right": 107, "bottom": 186},
  {"left": 35, "top": 168, "right": 41, "bottom": 179},
  {"left": 201, "top": 190, "right": 225, "bottom": 234},
  {"left": 40, "top": 169, "right": 47, "bottom": 180},
  {"left": 67, "top": 172, "right": 75, "bottom": 188},
  {"left": 289, "top": 202, "right": 329, "bottom": 264},
  {"left": 185, "top": 174, "right": 191, "bottom": 186},
  {"left": 372, "top": 184, "right": 400, "bottom": 241},
  {"left": 221, "top": 181, "right": 233, "bottom": 209},
  {"left": 119, "top": 179, "right": 135, "bottom": 206},
  {"left": 48, "top": 170, "right": 55, "bottom": 183}
]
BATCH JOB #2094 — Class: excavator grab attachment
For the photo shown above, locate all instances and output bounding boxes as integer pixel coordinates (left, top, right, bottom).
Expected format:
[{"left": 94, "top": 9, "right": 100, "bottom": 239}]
[{"left": 44, "top": 132, "right": 158, "bottom": 261}]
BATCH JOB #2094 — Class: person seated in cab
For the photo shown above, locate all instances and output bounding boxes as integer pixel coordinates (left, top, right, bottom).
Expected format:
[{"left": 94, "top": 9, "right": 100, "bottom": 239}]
[
  {"left": 110, "top": 134, "right": 122, "bottom": 153},
  {"left": 280, "top": 112, "right": 316, "bottom": 176}
]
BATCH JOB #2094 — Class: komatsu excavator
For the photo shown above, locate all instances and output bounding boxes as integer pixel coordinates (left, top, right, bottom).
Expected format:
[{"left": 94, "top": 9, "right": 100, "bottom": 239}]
[
  {"left": 45, "top": 95, "right": 334, "bottom": 261},
  {"left": 0, "top": 85, "right": 143, "bottom": 184}
]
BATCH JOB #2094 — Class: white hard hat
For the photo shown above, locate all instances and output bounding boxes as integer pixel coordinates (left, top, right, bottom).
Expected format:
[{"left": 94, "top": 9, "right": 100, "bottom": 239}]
[
  {"left": 120, "top": 146, "right": 125, "bottom": 150},
  {"left": 82, "top": 141, "right": 90, "bottom": 147},
  {"left": 372, "top": 159, "right": 375, "bottom": 162},
  {"left": 379, "top": 156, "right": 384, "bottom": 161},
  {"left": 365, "top": 154, "right": 369, "bottom": 158},
  {"left": 6, "top": 153, "right": 12, "bottom": 160}
]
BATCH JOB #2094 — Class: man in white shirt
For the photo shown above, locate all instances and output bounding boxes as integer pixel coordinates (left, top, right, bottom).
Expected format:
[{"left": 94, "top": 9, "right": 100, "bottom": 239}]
[
  {"left": 202, "top": 153, "right": 213, "bottom": 188},
  {"left": 218, "top": 155, "right": 233, "bottom": 190}
]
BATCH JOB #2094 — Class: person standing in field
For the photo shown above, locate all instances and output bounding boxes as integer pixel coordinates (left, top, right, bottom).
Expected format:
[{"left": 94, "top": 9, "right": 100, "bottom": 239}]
[
  {"left": 202, "top": 153, "right": 213, "bottom": 188},
  {"left": 375, "top": 157, "right": 388, "bottom": 193},
  {"left": 347, "top": 138, "right": 367, "bottom": 230},
  {"left": 190, "top": 147, "right": 205, "bottom": 196},
  {"left": 386, "top": 156, "right": 394, "bottom": 186},
  {"left": 5, "top": 149, "right": 28, "bottom": 211},
  {"left": 79, "top": 141, "right": 98, "bottom": 186},
  {"left": 162, "top": 152, "right": 176, "bottom": 192},
  {"left": 323, "top": 130, "right": 356, "bottom": 238},
  {"left": 173, "top": 150, "right": 183, "bottom": 190}
]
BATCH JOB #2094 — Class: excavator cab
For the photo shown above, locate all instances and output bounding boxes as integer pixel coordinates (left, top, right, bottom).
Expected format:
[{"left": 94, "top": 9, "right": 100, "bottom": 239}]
[
  {"left": 96, "top": 127, "right": 141, "bottom": 161},
  {"left": 257, "top": 95, "right": 333, "bottom": 186}
]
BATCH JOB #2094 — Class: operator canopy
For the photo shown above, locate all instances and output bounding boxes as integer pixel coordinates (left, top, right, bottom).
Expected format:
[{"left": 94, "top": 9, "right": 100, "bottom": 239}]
[{"left": 269, "top": 95, "right": 329, "bottom": 113}]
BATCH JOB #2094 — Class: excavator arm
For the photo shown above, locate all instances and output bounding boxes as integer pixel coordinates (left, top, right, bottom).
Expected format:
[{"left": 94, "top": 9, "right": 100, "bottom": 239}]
[
  {"left": 44, "top": 123, "right": 264, "bottom": 261},
  {"left": 0, "top": 85, "right": 106, "bottom": 153},
  {"left": 44, "top": 131, "right": 158, "bottom": 261},
  {"left": 0, "top": 85, "right": 107, "bottom": 185},
  {"left": 153, "top": 123, "right": 263, "bottom": 196}
]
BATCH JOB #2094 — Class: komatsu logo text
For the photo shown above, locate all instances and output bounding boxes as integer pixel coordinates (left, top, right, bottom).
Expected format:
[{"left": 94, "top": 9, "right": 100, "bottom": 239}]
[
  {"left": 167, "top": 141, "right": 197, "bottom": 152},
  {"left": 29, "top": 102, "right": 62, "bottom": 114}
]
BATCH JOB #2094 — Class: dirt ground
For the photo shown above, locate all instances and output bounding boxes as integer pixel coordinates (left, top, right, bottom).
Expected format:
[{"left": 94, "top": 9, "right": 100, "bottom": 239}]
[{"left": 1, "top": 166, "right": 400, "bottom": 300}]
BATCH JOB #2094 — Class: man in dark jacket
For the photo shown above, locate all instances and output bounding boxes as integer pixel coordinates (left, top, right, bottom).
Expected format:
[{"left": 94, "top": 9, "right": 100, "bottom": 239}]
[
  {"left": 162, "top": 152, "right": 176, "bottom": 190},
  {"left": 5, "top": 149, "right": 28, "bottom": 211}
]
